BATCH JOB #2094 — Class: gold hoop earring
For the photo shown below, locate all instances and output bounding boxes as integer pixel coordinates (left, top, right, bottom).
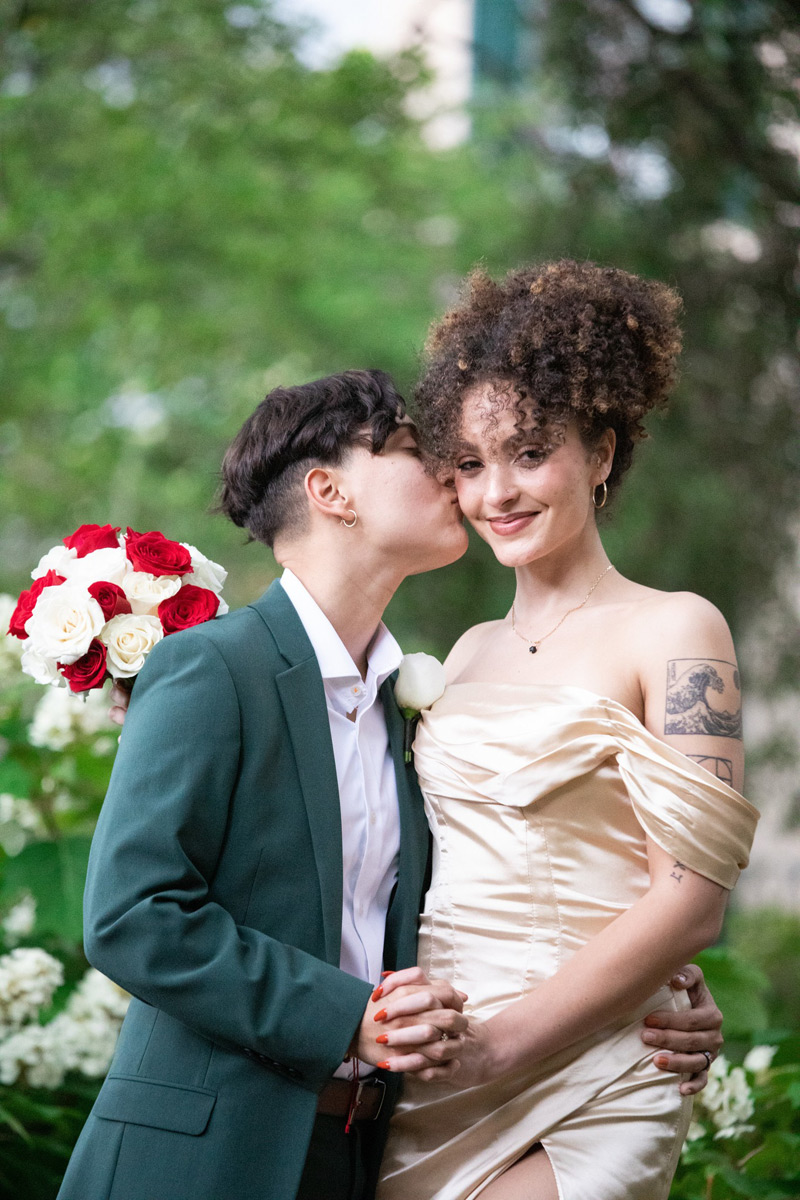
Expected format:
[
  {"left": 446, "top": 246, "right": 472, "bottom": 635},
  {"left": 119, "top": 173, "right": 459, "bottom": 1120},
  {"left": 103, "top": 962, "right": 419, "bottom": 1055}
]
[
  {"left": 341, "top": 509, "right": 358, "bottom": 528},
  {"left": 592, "top": 481, "right": 608, "bottom": 510}
]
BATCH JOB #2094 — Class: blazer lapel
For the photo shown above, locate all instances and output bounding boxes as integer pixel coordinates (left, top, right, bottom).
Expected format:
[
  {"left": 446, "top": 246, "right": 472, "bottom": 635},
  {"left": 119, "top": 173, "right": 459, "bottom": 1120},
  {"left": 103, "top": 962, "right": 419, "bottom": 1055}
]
[
  {"left": 250, "top": 584, "right": 343, "bottom": 966},
  {"left": 381, "top": 676, "right": 430, "bottom": 969}
]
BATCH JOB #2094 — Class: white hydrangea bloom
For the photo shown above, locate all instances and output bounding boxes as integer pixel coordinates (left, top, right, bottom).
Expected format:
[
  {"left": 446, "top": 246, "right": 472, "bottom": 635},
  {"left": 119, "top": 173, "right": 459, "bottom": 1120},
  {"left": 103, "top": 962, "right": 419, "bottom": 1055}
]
[
  {"left": 50, "top": 1010, "right": 122, "bottom": 1078},
  {"left": 685, "top": 1119, "right": 707, "bottom": 1142},
  {"left": 697, "top": 1054, "right": 755, "bottom": 1138},
  {"left": 0, "top": 1020, "right": 66, "bottom": 1089},
  {"left": 0, "top": 947, "right": 64, "bottom": 1037},
  {"left": 0, "top": 965, "right": 129, "bottom": 1090},
  {"left": 743, "top": 1044, "right": 778, "bottom": 1077},
  {"left": 66, "top": 968, "right": 130, "bottom": 1023},
  {"left": 0, "top": 793, "right": 46, "bottom": 856},
  {"left": 28, "top": 684, "right": 111, "bottom": 751},
  {"left": 1, "top": 894, "right": 36, "bottom": 942},
  {"left": 51, "top": 969, "right": 129, "bottom": 1080}
]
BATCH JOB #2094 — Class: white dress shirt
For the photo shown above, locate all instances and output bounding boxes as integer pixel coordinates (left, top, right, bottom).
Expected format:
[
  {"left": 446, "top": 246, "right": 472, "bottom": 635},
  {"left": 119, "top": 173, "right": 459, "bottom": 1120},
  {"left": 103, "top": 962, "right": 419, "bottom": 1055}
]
[{"left": 279, "top": 570, "right": 403, "bottom": 1076}]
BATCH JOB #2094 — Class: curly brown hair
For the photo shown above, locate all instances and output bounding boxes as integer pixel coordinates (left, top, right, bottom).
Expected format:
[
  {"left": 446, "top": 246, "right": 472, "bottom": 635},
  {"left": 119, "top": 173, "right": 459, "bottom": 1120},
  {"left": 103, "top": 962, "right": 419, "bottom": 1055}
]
[{"left": 414, "top": 259, "right": 683, "bottom": 499}]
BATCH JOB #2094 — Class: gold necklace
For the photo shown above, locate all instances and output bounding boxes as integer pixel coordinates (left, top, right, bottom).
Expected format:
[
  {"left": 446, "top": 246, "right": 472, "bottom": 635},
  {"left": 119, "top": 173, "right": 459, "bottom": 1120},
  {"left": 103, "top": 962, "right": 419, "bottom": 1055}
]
[{"left": 510, "top": 564, "right": 614, "bottom": 655}]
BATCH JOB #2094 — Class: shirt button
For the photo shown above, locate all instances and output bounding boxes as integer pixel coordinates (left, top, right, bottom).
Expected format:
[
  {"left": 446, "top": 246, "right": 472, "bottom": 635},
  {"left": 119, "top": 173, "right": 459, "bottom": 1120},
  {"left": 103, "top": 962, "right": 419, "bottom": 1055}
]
[{"left": 369, "top": 814, "right": 376, "bottom": 826}]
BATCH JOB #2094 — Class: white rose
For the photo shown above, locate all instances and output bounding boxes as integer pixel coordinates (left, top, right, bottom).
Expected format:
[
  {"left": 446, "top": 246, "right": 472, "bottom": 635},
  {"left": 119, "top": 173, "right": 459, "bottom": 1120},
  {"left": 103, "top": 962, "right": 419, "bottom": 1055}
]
[
  {"left": 31, "top": 544, "right": 77, "bottom": 580},
  {"left": 180, "top": 544, "right": 227, "bottom": 594},
  {"left": 100, "top": 613, "right": 163, "bottom": 678},
  {"left": 122, "top": 571, "right": 182, "bottom": 615},
  {"left": 64, "top": 547, "right": 129, "bottom": 588},
  {"left": 24, "top": 585, "right": 105, "bottom": 665},
  {"left": 394, "top": 652, "right": 447, "bottom": 714},
  {"left": 20, "top": 643, "right": 63, "bottom": 686}
]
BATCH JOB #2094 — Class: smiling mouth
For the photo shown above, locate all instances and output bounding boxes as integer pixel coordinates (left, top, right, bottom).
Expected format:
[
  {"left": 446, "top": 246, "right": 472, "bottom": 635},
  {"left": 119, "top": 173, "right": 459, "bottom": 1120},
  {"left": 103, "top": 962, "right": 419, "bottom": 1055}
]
[{"left": 487, "top": 512, "right": 540, "bottom": 536}]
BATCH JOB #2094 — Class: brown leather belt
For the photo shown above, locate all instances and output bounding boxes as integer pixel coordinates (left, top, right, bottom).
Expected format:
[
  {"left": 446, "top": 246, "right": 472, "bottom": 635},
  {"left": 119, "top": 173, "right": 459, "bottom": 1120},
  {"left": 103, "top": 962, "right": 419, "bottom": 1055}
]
[{"left": 316, "top": 1077, "right": 386, "bottom": 1122}]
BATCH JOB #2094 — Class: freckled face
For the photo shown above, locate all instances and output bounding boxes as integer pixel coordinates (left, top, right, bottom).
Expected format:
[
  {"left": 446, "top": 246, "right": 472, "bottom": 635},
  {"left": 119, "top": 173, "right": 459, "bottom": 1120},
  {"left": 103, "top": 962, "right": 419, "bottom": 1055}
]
[
  {"left": 343, "top": 421, "right": 469, "bottom": 575},
  {"left": 454, "top": 385, "right": 602, "bottom": 569}
]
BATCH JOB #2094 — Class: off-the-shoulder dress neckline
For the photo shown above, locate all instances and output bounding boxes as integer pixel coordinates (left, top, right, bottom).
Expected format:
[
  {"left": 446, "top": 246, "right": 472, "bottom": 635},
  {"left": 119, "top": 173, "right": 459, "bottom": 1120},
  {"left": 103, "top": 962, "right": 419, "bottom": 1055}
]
[
  {"left": 434, "top": 681, "right": 752, "bottom": 805},
  {"left": 444, "top": 680, "right": 637, "bottom": 716}
]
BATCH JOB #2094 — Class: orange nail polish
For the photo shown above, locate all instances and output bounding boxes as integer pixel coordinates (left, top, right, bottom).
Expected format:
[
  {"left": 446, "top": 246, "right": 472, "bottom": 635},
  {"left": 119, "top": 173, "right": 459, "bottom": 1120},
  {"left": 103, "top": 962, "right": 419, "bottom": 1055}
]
[
  {"left": 654, "top": 1054, "right": 669, "bottom": 1068},
  {"left": 373, "top": 1008, "right": 387, "bottom": 1022},
  {"left": 376, "top": 1034, "right": 389, "bottom": 1044},
  {"left": 371, "top": 986, "right": 383, "bottom": 1001},
  {"left": 377, "top": 1061, "right": 391, "bottom": 1070},
  {"left": 381, "top": 971, "right": 395, "bottom": 978}
]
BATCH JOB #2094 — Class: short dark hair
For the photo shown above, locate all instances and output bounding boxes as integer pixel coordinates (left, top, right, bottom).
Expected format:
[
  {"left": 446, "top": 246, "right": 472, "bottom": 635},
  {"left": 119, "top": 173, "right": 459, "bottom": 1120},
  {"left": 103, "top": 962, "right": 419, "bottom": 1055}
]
[{"left": 218, "top": 369, "right": 406, "bottom": 547}]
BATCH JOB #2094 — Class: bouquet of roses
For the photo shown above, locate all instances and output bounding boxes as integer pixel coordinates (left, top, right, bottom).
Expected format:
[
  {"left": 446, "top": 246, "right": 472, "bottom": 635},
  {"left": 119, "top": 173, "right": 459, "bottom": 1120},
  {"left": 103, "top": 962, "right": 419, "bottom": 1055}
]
[{"left": 7, "top": 524, "right": 228, "bottom": 693}]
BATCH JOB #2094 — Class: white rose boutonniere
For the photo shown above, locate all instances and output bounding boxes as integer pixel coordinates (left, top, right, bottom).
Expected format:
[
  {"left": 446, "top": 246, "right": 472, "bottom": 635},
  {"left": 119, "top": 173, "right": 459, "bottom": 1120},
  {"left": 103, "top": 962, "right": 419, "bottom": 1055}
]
[{"left": 394, "top": 652, "right": 447, "bottom": 763}]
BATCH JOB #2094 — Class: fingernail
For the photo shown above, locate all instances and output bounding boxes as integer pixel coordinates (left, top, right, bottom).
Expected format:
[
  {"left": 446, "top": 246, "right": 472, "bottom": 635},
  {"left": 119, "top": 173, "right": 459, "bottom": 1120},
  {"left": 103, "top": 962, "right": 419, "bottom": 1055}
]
[
  {"left": 643, "top": 1032, "right": 657, "bottom": 1044},
  {"left": 675, "top": 972, "right": 688, "bottom": 985},
  {"left": 376, "top": 1034, "right": 389, "bottom": 1044},
  {"left": 644, "top": 1016, "right": 661, "bottom": 1028},
  {"left": 377, "top": 1061, "right": 391, "bottom": 1070},
  {"left": 381, "top": 971, "right": 395, "bottom": 978},
  {"left": 371, "top": 986, "right": 383, "bottom": 1001},
  {"left": 373, "top": 1008, "right": 387, "bottom": 1023},
  {"left": 654, "top": 1054, "right": 669, "bottom": 1068}
]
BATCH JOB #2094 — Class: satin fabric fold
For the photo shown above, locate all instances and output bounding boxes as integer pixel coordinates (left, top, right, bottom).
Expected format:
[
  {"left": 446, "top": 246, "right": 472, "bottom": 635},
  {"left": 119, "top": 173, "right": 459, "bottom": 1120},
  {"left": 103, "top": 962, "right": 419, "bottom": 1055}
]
[{"left": 377, "top": 684, "right": 758, "bottom": 1200}]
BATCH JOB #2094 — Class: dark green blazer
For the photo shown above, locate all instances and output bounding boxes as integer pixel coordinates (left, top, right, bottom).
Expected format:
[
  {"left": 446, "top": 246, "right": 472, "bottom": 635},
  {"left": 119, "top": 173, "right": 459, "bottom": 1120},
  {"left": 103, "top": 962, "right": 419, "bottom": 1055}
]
[{"left": 57, "top": 582, "right": 430, "bottom": 1200}]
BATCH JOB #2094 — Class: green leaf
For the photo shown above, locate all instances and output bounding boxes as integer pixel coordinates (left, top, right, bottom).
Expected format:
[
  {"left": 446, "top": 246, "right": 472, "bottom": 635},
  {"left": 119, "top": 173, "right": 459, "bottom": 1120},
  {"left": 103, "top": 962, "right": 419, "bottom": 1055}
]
[
  {"left": 693, "top": 947, "right": 770, "bottom": 1036},
  {"left": 0, "top": 1103, "right": 31, "bottom": 1142},
  {"left": 0, "top": 838, "right": 92, "bottom": 942},
  {"left": 0, "top": 758, "right": 34, "bottom": 799}
]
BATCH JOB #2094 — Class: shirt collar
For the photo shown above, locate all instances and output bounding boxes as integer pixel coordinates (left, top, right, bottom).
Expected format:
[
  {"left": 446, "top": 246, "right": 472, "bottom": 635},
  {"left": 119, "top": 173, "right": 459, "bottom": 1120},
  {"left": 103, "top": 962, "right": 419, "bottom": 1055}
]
[{"left": 279, "top": 569, "right": 402, "bottom": 690}]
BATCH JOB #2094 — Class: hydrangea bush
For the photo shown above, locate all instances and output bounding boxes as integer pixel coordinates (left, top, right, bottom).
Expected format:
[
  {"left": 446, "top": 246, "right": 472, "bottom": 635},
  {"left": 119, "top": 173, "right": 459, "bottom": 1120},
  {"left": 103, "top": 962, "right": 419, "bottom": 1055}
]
[
  {"left": 673, "top": 1041, "right": 800, "bottom": 1198},
  {"left": 0, "top": 599, "right": 125, "bottom": 1196}
]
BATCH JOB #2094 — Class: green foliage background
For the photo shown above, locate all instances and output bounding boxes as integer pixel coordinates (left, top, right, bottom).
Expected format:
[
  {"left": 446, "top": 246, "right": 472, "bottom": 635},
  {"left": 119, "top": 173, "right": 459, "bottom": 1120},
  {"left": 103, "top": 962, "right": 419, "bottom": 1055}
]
[
  {"left": 1, "top": 0, "right": 799, "bottom": 1195},
  {"left": 2, "top": 0, "right": 798, "bottom": 662}
]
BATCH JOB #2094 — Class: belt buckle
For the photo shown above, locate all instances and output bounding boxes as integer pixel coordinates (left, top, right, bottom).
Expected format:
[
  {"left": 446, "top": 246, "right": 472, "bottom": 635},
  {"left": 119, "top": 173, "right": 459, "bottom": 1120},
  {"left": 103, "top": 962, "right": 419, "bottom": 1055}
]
[{"left": 356, "top": 1077, "right": 386, "bottom": 1122}]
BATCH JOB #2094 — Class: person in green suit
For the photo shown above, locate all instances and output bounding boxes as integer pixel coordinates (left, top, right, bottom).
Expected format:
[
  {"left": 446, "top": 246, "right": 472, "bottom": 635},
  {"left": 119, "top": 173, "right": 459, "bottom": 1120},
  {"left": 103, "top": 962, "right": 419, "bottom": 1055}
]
[{"left": 57, "top": 369, "right": 724, "bottom": 1200}]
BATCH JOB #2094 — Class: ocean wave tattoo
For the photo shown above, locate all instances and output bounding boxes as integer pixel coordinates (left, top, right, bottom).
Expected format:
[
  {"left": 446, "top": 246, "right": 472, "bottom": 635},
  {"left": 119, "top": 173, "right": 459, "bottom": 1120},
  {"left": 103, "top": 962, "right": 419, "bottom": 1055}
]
[{"left": 665, "top": 660, "right": 743, "bottom": 739}]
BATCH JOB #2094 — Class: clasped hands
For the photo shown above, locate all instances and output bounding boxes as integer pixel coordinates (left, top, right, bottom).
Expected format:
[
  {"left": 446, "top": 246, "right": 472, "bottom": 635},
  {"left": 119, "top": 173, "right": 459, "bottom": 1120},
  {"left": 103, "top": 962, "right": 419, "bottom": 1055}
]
[
  {"left": 354, "top": 967, "right": 468, "bottom": 1083},
  {"left": 355, "top": 964, "right": 723, "bottom": 1095}
]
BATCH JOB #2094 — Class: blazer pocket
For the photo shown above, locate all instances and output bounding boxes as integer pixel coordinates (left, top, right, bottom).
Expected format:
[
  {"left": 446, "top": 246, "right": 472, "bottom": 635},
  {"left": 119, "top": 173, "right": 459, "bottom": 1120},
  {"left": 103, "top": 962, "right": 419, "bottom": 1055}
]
[{"left": 94, "top": 1074, "right": 217, "bottom": 1136}]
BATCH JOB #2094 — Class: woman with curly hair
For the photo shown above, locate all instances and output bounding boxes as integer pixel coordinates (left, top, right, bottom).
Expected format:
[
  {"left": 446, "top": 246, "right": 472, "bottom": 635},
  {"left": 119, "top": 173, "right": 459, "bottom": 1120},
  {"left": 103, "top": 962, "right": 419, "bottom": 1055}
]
[{"left": 375, "top": 261, "right": 758, "bottom": 1200}]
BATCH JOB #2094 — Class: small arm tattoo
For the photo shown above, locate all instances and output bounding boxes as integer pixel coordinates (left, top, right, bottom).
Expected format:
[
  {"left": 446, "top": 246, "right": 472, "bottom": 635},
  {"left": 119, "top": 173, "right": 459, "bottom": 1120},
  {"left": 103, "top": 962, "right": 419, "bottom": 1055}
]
[
  {"left": 670, "top": 860, "right": 687, "bottom": 882},
  {"left": 665, "top": 659, "right": 743, "bottom": 739},
  {"left": 687, "top": 754, "right": 734, "bottom": 786}
]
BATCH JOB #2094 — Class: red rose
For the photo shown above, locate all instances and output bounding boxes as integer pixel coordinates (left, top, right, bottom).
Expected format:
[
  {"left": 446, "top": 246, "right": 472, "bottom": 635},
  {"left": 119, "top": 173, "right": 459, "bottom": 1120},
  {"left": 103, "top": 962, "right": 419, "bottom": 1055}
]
[
  {"left": 88, "top": 581, "right": 132, "bottom": 622},
  {"left": 59, "top": 639, "right": 108, "bottom": 692},
  {"left": 63, "top": 523, "right": 121, "bottom": 558},
  {"left": 125, "top": 528, "right": 192, "bottom": 577},
  {"left": 8, "top": 571, "right": 67, "bottom": 639},
  {"left": 158, "top": 585, "right": 220, "bottom": 634}
]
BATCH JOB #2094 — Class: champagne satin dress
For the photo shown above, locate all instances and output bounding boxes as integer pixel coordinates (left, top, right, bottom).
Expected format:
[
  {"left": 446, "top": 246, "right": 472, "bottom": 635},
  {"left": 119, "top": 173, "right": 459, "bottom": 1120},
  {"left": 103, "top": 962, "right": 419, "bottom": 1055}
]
[{"left": 377, "top": 684, "right": 758, "bottom": 1200}]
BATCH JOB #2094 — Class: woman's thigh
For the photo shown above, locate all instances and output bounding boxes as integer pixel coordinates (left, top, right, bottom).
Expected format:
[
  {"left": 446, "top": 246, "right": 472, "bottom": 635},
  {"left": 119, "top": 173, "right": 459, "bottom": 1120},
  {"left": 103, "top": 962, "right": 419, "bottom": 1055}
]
[{"left": 479, "top": 1145, "right": 559, "bottom": 1200}]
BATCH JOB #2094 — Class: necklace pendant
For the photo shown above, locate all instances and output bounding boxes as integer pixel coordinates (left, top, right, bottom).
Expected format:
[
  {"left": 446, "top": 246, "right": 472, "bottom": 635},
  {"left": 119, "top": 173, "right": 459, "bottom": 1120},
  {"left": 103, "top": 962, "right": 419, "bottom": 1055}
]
[{"left": 529, "top": 645, "right": 537, "bottom": 654}]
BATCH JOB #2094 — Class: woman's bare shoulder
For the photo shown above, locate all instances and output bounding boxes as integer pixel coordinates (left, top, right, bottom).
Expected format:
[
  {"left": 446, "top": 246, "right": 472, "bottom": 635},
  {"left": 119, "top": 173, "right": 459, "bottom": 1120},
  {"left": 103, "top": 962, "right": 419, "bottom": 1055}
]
[
  {"left": 628, "top": 588, "right": 733, "bottom": 646},
  {"left": 444, "top": 619, "right": 506, "bottom": 680}
]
